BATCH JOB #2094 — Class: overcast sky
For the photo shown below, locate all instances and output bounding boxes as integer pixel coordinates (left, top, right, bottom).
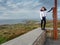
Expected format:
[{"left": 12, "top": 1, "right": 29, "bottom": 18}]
[{"left": 0, "top": 0, "right": 60, "bottom": 20}]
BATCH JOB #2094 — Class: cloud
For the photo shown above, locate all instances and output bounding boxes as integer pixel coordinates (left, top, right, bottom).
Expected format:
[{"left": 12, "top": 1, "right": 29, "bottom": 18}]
[
  {"left": 0, "top": 0, "right": 2, "bottom": 2},
  {"left": 58, "top": 7, "right": 60, "bottom": 12},
  {"left": 0, "top": 5, "right": 6, "bottom": 10},
  {"left": 5, "top": 0, "right": 41, "bottom": 10},
  {"left": 7, "top": 3, "right": 16, "bottom": 8},
  {"left": 0, "top": 0, "right": 60, "bottom": 19}
]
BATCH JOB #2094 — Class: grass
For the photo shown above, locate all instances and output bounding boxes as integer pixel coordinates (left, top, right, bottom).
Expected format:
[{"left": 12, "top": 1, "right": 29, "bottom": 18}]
[
  {"left": 46, "top": 20, "right": 60, "bottom": 28},
  {"left": 0, "top": 20, "right": 40, "bottom": 44},
  {"left": 0, "top": 20, "right": 60, "bottom": 44}
]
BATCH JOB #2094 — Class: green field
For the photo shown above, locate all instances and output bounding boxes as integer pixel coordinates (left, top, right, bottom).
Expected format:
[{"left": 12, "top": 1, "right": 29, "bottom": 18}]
[{"left": 0, "top": 20, "right": 60, "bottom": 44}]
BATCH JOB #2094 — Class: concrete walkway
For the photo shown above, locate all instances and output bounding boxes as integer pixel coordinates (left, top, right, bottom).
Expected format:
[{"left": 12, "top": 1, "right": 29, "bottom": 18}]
[
  {"left": 1, "top": 28, "right": 44, "bottom": 45},
  {"left": 44, "top": 38, "right": 60, "bottom": 45}
]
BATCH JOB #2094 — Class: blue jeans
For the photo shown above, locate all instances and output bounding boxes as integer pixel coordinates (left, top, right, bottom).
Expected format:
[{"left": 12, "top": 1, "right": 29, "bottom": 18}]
[{"left": 41, "top": 17, "right": 46, "bottom": 29}]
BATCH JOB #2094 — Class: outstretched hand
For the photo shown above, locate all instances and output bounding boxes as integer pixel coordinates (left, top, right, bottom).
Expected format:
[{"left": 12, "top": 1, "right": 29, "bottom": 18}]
[{"left": 47, "top": 7, "right": 54, "bottom": 12}]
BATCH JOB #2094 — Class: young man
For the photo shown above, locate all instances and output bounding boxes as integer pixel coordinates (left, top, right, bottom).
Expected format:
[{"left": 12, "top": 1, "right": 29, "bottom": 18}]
[{"left": 40, "top": 7, "right": 47, "bottom": 30}]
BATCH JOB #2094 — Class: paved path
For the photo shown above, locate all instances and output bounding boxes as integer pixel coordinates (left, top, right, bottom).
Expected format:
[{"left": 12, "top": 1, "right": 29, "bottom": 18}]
[
  {"left": 1, "top": 28, "right": 44, "bottom": 45},
  {"left": 44, "top": 38, "right": 60, "bottom": 45}
]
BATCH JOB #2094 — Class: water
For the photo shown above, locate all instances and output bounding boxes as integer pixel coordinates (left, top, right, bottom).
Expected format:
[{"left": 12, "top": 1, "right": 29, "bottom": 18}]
[
  {"left": 0, "top": 18, "right": 59, "bottom": 25},
  {"left": 0, "top": 19, "right": 27, "bottom": 25},
  {"left": 0, "top": 19, "right": 40, "bottom": 25}
]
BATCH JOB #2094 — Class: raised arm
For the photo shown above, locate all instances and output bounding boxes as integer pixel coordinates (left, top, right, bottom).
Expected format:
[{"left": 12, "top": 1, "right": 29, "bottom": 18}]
[{"left": 47, "top": 7, "right": 54, "bottom": 12}]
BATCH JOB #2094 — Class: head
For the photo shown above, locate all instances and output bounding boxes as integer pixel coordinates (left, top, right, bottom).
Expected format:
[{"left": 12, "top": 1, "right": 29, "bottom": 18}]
[{"left": 40, "top": 7, "right": 47, "bottom": 11}]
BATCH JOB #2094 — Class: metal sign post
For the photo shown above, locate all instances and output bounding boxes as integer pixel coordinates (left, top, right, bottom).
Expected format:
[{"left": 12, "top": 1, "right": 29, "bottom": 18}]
[{"left": 53, "top": 0, "right": 58, "bottom": 40}]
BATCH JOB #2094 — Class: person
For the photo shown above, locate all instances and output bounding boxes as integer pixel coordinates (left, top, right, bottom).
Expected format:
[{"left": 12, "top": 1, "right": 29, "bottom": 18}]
[
  {"left": 40, "top": 7, "right": 53, "bottom": 30},
  {"left": 40, "top": 7, "right": 47, "bottom": 30}
]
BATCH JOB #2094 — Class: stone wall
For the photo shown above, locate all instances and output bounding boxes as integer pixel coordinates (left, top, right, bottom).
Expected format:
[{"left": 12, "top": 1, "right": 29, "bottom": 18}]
[{"left": 33, "top": 31, "right": 46, "bottom": 45}]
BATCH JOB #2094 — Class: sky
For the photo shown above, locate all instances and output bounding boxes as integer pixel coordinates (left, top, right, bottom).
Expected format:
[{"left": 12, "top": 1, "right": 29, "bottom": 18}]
[{"left": 0, "top": 0, "right": 60, "bottom": 20}]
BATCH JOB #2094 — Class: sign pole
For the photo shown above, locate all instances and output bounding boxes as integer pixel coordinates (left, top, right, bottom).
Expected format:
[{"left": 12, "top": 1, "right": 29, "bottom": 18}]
[{"left": 53, "top": 0, "right": 58, "bottom": 40}]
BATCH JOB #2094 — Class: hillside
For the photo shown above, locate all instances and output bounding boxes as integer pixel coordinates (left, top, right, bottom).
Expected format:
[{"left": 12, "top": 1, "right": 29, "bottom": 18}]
[{"left": 0, "top": 20, "right": 60, "bottom": 44}]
